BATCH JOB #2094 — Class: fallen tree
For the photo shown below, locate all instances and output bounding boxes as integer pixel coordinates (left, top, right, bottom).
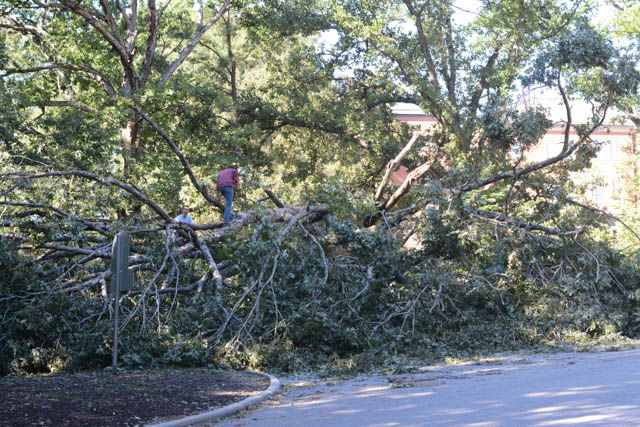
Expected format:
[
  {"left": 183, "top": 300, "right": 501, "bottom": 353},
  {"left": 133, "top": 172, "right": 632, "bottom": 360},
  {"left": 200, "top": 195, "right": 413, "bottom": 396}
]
[
  {"left": 2, "top": 161, "right": 640, "bottom": 376},
  {"left": 2, "top": 0, "right": 640, "bottom": 377}
]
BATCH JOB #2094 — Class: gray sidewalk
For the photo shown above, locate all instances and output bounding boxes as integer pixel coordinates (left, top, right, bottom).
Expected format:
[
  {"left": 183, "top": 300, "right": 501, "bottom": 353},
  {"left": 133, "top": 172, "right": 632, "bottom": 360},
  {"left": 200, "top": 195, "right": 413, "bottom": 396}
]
[{"left": 213, "top": 349, "right": 640, "bottom": 426}]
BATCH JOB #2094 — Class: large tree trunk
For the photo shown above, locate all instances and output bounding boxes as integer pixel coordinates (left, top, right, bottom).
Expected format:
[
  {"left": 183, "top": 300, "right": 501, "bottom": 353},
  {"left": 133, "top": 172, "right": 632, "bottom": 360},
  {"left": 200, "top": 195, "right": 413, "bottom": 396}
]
[{"left": 121, "top": 119, "right": 141, "bottom": 180}]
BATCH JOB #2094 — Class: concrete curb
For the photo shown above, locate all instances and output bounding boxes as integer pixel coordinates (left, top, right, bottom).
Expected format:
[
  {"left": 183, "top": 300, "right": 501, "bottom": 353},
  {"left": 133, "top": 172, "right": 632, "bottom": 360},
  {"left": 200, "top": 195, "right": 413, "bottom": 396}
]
[{"left": 147, "top": 372, "right": 281, "bottom": 427}]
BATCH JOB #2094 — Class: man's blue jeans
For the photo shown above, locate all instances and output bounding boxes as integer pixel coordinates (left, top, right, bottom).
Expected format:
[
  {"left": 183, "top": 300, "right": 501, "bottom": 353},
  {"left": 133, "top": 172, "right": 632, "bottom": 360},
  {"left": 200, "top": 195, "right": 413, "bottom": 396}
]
[{"left": 219, "top": 186, "right": 234, "bottom": 222}]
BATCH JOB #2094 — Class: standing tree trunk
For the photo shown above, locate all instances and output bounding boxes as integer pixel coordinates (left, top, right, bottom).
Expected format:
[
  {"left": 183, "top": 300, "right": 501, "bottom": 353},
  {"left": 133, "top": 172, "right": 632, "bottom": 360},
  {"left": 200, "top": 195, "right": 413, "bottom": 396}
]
[{"left": 121, "top": 119, "right": 141, "bottom": 180}]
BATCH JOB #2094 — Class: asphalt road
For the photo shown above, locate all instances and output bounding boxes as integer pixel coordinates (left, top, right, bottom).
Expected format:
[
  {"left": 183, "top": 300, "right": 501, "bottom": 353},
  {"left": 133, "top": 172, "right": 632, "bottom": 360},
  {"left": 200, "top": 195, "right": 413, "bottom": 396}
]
[{"left": 214, "top": 349, "right": 640, "bottom": 426}]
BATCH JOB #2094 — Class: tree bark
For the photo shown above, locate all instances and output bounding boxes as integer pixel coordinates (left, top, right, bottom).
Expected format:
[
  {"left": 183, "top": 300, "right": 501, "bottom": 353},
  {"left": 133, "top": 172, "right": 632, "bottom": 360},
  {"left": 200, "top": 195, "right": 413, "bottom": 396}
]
[{"left": 374, "top": 132, "right": 421, "bottom": 201}]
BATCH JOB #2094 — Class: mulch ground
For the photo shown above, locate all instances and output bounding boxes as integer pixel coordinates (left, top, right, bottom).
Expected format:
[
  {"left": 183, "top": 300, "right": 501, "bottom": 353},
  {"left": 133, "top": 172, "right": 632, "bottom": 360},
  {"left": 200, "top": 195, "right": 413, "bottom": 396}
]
[{"left": 0, "top": 368, "right": 270, "bottom": 426}]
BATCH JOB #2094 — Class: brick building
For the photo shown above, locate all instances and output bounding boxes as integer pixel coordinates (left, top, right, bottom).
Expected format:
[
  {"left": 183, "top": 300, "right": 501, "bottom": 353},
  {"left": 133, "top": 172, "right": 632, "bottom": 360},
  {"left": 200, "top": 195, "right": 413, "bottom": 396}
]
[{"left": 393, "top": 102, "right": 639, "bottom": 212}]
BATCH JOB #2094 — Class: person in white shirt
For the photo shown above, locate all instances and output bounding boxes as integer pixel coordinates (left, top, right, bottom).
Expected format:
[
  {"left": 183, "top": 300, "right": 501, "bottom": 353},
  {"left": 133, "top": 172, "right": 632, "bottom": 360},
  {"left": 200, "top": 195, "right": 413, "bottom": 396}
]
[{"left": 175, "top": 206, "right": 194, "bottom": 224}]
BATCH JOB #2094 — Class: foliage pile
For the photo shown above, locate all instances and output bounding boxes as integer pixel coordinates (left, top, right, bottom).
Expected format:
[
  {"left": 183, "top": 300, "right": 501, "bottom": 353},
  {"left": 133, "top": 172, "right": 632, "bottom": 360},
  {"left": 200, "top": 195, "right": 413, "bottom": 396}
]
[
  {"left": 2, "top": 0, "right": 640, "bottom": 376},
  {"left": 1, "top": 190, "right": 639, "bottom": 376}
]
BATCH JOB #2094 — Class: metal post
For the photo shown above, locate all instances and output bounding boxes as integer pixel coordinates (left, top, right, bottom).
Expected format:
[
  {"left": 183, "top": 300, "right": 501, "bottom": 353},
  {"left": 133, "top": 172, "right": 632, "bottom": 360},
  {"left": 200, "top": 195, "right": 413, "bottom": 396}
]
[
  {"left": 112, "top": 285, "right": 120, "bottom": 375},
  {"left": 110, "top": 231, "right": 134, "bottom": 375},
  {"left": 112, "top": 233, "right": 121, "bottom": 375}
]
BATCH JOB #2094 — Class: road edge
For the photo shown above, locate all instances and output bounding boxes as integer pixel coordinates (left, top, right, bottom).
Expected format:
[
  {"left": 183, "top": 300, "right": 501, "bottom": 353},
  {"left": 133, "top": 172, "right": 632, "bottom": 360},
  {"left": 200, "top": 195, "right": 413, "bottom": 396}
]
[{"left": 147, "top": 371, "right": 281, "bottom": 427}]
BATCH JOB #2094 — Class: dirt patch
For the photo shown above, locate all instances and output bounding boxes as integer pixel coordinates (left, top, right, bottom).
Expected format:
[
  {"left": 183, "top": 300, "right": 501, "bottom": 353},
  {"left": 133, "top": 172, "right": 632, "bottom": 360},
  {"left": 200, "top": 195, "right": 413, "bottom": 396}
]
[{"left": 0, "top": 368, "right": 270, "bottom": 426}]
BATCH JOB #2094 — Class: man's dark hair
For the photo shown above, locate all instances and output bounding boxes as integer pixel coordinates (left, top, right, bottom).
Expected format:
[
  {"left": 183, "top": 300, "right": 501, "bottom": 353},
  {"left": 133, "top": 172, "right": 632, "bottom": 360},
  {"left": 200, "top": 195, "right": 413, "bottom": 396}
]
[{"left": 227, "top": 165, "right": 236, "bottom": 170}]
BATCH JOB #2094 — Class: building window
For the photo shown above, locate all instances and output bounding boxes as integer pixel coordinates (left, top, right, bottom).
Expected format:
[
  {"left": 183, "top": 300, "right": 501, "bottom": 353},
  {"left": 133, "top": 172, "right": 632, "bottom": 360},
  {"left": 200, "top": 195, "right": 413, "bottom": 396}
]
[
  {"left": 594, "top": 185, "right": 608, "bottom": 205},
  {"left": 611, "top": 139, "right": 624, "bottom": 161},
  {"left": 595, "top": 140, "right": 610, "bottom": 161},
  {"left": 610, "top": 177, "right": 622, "bottom": 202},
  {"left": 546, "top": 140, "right": 562, "bottom": 159}
]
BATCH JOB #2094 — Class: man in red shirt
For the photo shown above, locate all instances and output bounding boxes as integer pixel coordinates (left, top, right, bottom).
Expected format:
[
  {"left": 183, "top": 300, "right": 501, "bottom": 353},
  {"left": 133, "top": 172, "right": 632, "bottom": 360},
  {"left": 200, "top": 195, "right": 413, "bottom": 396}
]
[{"left": 216, "top": 165, "right": 240, "bottom": 223}]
